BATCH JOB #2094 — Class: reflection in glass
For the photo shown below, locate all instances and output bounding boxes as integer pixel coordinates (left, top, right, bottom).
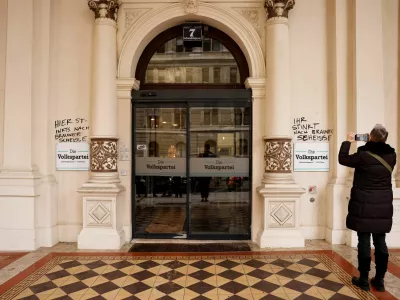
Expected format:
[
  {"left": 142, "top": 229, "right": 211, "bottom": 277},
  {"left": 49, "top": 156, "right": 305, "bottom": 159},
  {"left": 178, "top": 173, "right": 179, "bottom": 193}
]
[
  {"left": 145, "top": 37, "right": 240, "bottom": 84},
  {"left": 189, "top": 106, "right": 250, "bottom": 236},
  {"left": 134, "top": 107, "right": 187, "bottom": 236},
  {"left": 134, "top": 105, "right": 251, "bottom": 238}
]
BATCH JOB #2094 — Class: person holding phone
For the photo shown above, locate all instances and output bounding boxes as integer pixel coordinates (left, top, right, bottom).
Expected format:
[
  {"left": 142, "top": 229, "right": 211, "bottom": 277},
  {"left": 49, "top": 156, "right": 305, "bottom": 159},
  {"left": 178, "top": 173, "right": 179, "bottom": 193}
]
[{"left": 339, "top": 124, "right": 396, "bottom": 292}]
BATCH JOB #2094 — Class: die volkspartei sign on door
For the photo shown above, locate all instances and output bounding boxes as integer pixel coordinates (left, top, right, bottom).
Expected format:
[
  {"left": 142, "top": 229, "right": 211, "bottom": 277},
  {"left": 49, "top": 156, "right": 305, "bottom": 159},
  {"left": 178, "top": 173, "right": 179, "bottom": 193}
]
[
  {"left": 293, "top": 143, "right": 330, "bottom": 172},
  {"left": 56, "top": 142, "right": 90, "bottom": 170},
  {"left": 135, "top": 157, "right": 249, "bottom": 177}
]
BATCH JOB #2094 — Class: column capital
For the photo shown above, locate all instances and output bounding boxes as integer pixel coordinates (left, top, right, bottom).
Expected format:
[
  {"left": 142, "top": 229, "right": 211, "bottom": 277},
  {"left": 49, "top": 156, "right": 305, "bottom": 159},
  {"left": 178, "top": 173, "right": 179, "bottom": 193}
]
[
  {"left": 88, "top": 0, "right": 120, "bottom": 21},
  {"left": 265, "top": 0, "right": 295, "bottom": 20}
]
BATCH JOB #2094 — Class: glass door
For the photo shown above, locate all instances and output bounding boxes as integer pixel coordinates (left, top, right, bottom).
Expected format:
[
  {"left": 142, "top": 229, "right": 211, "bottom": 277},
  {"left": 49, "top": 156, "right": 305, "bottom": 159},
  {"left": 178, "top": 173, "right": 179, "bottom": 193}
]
[
  {"left": 188, "top": 104, "right": 251, "bottom": 239},
  {"left": 133, "top": 104, "right": 188, "bottom": 238},
  {"left": 132, "top": 91, "right": 252, "bottom": 240}
]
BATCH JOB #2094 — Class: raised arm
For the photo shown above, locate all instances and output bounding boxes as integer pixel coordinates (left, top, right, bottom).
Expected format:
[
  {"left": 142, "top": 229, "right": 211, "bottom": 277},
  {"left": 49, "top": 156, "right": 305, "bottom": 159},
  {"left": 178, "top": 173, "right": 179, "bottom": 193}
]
[{"left": 338, "top": 141, "right": 362, "bottom": 168}]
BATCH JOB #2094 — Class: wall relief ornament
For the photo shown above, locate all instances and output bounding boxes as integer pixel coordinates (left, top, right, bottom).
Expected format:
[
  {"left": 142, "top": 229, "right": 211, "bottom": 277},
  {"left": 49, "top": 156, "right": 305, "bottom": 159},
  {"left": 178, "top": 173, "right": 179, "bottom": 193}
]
[
  {"left": 234, "top": 9, "right": 260, "bottom": 33},
  {"left": 88, "top": 201, "right": 112, "bottom": 226},
  {"left": 88, "top": 0, "right": 120, "bottom": 21},
  {"left": 124, "top": 9, "right": 150, "bottom": 34},
  {"left": 269, "top": 202, "right": 295, "bottom": 228},
  {"left": 90, "top": 138, "right": 118, "bottom": 172},
  {"left": 264, "top": 139, "right": 292, "bottom": 173},
  {"left": 271, "top": 203, "right": 293, "bottom": 226},
  {"left": 182, "top": 0, "right": 198, "bottom": 14},
  {"left": 265, "top": 0, "right": 295, "bottom": 19}
]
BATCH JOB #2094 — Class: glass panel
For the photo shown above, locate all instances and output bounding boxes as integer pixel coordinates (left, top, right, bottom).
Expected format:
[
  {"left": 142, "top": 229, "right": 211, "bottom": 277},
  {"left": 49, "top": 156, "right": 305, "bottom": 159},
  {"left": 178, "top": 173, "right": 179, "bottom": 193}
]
[
  {"left": 189, "top": 106, "right": 250, "bottom": 236},
  {"left": 134, "top": 107, "right": 187, "bottom": 236},
  {"left": 145, "top": 37, "right": 240, "bottom": 84}
]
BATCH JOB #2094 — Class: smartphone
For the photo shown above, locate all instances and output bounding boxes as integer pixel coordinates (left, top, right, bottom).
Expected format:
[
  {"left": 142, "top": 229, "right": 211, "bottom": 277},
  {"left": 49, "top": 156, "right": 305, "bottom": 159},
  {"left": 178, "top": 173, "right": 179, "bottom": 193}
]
[{"left": 355, "top": 134, "right": 369, "bottom": 142}]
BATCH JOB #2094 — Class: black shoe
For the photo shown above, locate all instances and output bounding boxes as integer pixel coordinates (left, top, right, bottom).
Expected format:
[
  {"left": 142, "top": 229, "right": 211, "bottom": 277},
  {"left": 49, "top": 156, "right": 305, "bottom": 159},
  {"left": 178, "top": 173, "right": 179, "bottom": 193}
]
[
  {"left": 352, "top": 276, "right": 370, "bottom": 291},
  {"left": 371, "top": 277, "right": 385, "bottom": 292}
]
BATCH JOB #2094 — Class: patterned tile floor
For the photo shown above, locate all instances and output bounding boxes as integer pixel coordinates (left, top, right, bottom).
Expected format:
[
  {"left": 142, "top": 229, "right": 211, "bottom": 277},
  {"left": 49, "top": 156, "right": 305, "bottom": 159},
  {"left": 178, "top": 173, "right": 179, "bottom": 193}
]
[{"left": 0, "top": 251, "right": 397, "bottom": 300}]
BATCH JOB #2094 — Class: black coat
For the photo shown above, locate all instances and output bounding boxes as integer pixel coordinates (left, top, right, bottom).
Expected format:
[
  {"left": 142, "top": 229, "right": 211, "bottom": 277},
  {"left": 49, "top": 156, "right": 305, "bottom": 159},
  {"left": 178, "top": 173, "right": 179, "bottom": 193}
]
[{"left": 339, "top": 141, "right": 396, "bottom": 233}]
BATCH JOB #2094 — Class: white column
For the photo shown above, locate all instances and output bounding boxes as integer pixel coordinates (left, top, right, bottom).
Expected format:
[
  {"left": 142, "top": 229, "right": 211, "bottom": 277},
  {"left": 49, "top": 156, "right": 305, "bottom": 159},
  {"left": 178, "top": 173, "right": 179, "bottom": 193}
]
[
  {"left": 220, "top": 66, "right": 230, "bottom": 83},
  {"left": 32, "top": 0, "right": 59, "bottom": 247},
  {"left": 77, "top": 0, "right": 125, "bottom": 250},
  {"left": 209, "top": 67, "right": 214, "bottom": 84},
  {"left": 258, "top": 0, "right": 305, "bottom": 248},
  {"left": 0, "top": 0, "right": 6, "bottom": 169},
  {"left": 346, "top": 0, "right": 386, "bottom": 247},
  {"left": 0, "top": 0, "right": 40, "bottom": 250},
  {"left": 325, "top": 0, "right": 352, "bottom": 245},
  {"left": 245, "top": 78, "right": 266, "bottom": 242}
]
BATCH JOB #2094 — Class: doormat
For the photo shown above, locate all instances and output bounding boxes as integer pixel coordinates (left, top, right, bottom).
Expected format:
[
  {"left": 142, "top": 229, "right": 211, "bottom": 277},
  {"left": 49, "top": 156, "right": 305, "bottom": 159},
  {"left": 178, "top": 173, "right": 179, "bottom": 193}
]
[
  {"left": 145, "top": 207, "right": 186, "bottom": 233},
  {"left": 129, "top": 242, "right": 251, "bottom": 252},
  {"left": 209, "top": 201, "right": 249, "bottom": 205}
]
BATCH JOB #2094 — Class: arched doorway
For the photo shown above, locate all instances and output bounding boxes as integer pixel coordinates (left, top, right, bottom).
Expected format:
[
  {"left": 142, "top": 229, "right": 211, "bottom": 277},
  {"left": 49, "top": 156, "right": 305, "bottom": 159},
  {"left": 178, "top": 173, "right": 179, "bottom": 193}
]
[
  {"left": 135, "top": 25, "right": 249, "bottom": 89},
  {"left": 132, "top": 24, "right": 252, "bottom": 240}
]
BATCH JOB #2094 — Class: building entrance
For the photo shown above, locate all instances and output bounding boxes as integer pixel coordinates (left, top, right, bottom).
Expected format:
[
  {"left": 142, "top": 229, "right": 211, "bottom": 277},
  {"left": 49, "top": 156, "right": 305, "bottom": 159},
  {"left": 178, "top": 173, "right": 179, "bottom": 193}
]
[{"left": 132, "top": 90, "right": 252, "bottom": 240}]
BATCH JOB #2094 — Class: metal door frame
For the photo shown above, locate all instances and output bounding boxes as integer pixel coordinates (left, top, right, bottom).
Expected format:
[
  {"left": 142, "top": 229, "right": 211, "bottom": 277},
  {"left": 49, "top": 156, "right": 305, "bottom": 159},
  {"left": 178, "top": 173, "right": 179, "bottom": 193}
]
[{"left": 131, "top": 89, "right": 252, "bottom": 240}]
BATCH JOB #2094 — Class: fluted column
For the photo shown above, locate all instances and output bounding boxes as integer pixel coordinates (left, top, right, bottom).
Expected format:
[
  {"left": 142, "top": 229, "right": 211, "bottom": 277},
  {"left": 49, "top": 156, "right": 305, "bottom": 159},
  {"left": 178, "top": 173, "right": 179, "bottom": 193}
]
[
  {"left": 77, "top": 0, "right": 125, "bottom": 250},
  {"left": 257, "top": 0, "right": 305, "bottom": 248}
]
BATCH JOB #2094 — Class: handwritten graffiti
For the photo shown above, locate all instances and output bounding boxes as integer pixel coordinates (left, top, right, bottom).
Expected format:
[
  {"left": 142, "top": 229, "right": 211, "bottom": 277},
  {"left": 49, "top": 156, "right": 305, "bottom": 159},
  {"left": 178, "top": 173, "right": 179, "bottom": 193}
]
[
  {"left": 55, "top": 118, "right": 90, "bottom": 142},
  {"left": 292, "top": 117, "right": 333, "bottom": 142}
]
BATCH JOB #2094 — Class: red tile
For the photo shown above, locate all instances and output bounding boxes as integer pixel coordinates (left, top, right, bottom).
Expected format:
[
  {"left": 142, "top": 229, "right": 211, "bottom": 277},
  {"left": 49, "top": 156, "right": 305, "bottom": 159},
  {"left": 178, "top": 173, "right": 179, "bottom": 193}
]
[{"left": 0, "top": 252, "right": 28, "bottom": 270}]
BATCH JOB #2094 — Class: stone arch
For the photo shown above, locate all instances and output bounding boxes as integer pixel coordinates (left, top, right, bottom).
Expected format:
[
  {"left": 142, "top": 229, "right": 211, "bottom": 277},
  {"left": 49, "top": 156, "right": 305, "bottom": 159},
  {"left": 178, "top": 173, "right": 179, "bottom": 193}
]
[{"left": 118, "top": 3, "right": 265, "bottom": 79}]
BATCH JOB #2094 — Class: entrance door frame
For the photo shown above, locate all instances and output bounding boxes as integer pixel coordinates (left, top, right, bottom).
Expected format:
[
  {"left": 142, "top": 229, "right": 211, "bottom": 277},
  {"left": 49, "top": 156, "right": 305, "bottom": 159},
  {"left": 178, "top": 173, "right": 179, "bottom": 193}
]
[{"left": 131, "top": 89, "right": 253, "bottom": 240}]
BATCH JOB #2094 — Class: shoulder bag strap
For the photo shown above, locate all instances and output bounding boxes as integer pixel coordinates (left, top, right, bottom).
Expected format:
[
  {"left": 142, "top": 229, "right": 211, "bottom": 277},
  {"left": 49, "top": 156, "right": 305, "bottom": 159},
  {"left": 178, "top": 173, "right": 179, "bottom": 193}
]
[{"left": 366, "top": 151, "right": 393, "bottom": 173}]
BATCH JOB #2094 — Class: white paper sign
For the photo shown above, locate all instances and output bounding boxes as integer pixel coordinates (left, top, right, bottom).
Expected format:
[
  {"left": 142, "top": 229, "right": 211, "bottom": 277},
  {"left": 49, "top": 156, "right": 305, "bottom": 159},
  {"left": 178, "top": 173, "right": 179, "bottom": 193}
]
[
  {"left": 135, "top": 158, "right": 186, "bottom": 176},
  {"left": 190, "top": 158, "right": 249, "bottom": 177},
  {"left": 56, "top": 142, "right": 90, "bottom": 171},
  {"left": 294, "top": 143, "right": 329, "bottom": 172}
]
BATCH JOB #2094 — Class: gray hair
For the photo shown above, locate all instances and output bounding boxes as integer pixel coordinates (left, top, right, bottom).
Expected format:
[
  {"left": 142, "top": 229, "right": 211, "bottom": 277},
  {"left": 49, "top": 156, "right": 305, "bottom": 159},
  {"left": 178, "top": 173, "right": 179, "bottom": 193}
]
[{"left": 370, "top": 124, "right": 388, "bottom": 142}]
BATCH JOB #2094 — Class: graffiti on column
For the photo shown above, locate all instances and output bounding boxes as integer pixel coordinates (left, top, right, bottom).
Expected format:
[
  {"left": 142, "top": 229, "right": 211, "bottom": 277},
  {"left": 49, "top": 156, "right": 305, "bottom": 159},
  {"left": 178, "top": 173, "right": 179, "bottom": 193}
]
[
  {"left": 292, "top": 117, "right": 333, "bottom": 142},
  {"left": 54, "top": 118, "right": 90, "bottom": 143}
]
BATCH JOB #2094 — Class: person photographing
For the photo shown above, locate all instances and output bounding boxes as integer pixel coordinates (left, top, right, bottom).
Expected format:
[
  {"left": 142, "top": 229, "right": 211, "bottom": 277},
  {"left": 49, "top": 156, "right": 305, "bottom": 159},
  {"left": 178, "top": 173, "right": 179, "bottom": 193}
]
[{"left": 339, "top": 124, "right": 396, "bottom": 292}]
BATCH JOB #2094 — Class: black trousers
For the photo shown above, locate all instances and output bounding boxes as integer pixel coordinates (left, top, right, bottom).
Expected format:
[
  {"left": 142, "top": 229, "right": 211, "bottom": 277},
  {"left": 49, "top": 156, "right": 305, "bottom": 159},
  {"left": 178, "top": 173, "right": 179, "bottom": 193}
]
[
  {"left": 198, "top": 177, "right": 212, "bottom": 199},
  {"left": 357, "top": 232, "right": 389, "bottom": 278}
]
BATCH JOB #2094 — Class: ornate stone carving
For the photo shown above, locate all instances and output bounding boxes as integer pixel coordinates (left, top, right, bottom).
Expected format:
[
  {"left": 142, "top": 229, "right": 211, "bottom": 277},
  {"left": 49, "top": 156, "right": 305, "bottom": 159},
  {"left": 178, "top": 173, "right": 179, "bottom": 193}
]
[
  {"left": 271, "top": 203, "right": 292, "bottom": 225},
  {"left": 90, "top": 138, "right": 118, "bottom": 172},
  {"left": 265, "top": 0, "right": 295, "bottom": 19},
  {"left": 124, "top": 9, "right": 150, "bottom": 33},
  {"left": 182, "top": 0, "right": 198, "bottom": 14},
  {"left": 234, "top": 9, "right": 260, "bottom": 33},
  {"left": 88, "top": 202, "right": 111, "bottom": 225},
  {"left": 88, "top": 0, "right": 120, "bottom": 21},
  {"left": 269, "top": 202, "right": 295, "bottom": 228},
  {"left": 264, "top": 138, "right": 292, "bottom": 173}
]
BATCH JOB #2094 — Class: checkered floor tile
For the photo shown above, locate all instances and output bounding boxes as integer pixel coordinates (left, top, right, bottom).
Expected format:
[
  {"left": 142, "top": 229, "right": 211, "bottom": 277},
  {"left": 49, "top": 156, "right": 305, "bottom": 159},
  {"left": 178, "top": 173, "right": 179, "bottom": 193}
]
[{"left": 0, "top": 253, "right": 383, "bottom": 299}]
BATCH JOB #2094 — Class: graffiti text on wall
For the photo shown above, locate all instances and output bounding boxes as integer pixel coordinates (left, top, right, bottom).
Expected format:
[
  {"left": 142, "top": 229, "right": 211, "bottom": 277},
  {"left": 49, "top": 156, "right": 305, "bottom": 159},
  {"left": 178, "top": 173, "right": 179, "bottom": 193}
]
[
  {"left": 55, "top": 118, "right": 90, "bottom": 143},
  {"left": 292, "top": 117, "right": 333, "bottom": 142}
]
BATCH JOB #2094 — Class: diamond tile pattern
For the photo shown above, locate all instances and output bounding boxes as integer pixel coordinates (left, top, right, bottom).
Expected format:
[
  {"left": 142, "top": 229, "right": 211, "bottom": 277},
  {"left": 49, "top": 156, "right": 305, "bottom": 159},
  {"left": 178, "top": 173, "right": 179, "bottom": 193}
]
[{"left": 3, "top": 254, "right": 379, "bottom": 300}]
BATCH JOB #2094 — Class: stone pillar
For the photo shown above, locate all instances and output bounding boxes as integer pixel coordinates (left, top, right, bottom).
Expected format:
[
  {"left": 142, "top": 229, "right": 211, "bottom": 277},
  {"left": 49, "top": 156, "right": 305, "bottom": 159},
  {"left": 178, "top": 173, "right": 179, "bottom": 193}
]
[
  {"left": 345, "top": 0, "right": 386, "bottom": 247},
  {"left": 245, "top": 78, "right": 266, "bottom": 242},
  {"left": 325, "top": 0, "right": 352, "bottom": 245},
  {"left": 77, "top": 0, "right": 125, "bottom": 250},
  {"left": 0, "top": 0, "right": 40, "bottom": 250},
  {"left": 257, "top": 0, "right": 305, "bottom": 248}
]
